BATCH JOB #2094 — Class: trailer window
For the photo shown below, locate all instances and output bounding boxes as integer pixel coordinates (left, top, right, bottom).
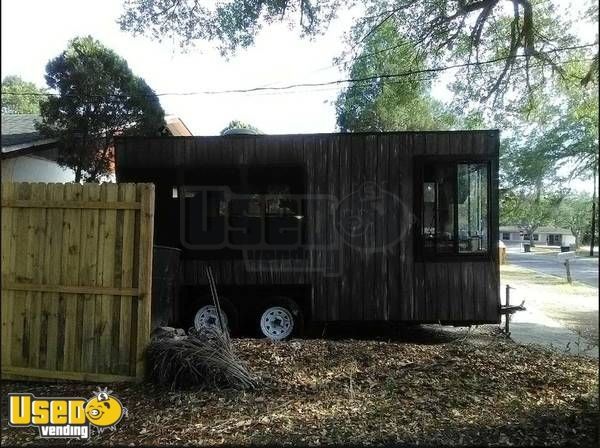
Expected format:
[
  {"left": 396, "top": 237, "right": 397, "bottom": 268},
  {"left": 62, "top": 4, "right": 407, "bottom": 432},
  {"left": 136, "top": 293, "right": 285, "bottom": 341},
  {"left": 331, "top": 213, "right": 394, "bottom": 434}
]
[
  {"left": 418, "top": 160, "right": 490, "bottom": 258},
  {"left": 423, "top": 164, "right": 456, "bottom": 254},
  {"left": 457, "top": 163, "right": 488, "bottom": 253}
]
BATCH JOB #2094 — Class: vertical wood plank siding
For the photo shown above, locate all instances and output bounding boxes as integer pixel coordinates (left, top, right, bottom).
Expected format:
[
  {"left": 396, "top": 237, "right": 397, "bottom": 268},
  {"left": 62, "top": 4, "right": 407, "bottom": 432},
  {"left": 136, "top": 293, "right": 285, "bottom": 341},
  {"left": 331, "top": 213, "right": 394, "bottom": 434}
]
[
  {"left": 116, "top": 131, "right": 500, "bottom": 324},
  {"left": 1, "top": 182, "right": 154, "bottom": 382}
]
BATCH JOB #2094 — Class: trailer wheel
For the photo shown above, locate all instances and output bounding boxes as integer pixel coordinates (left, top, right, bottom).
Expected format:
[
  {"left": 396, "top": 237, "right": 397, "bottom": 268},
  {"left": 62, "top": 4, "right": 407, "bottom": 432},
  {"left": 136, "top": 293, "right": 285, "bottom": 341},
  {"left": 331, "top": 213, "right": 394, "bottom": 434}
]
[
  {"left": 257, "top": 297, "right": 303, "bottom": 341},
  {"left": 193, "top": 296, "right": 239, "bottom": 335}
]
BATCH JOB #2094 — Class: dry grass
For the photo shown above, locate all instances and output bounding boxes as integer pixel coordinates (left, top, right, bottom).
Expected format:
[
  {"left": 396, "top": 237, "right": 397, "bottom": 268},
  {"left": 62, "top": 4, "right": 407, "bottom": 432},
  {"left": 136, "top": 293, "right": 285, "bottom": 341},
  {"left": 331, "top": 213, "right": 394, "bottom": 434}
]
[{"left": 147, "top": 327, "right": 258, "bottom": 390}]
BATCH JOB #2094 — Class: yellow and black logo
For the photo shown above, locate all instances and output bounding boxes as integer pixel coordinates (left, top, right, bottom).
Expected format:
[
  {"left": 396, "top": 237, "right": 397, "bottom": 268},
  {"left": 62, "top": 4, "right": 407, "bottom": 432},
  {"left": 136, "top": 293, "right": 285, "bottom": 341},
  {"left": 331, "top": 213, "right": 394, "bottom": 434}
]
[{"left": 8, "top": 387, "right": 127, "bottom": 439}]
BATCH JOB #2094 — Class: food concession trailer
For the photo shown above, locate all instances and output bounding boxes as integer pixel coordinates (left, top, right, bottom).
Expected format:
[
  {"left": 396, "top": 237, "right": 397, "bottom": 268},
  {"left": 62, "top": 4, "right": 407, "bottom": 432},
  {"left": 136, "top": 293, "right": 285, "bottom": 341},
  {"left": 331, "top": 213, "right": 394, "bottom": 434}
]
[{"left": 116, "top": 130, "right": 500, "bottom": 340}]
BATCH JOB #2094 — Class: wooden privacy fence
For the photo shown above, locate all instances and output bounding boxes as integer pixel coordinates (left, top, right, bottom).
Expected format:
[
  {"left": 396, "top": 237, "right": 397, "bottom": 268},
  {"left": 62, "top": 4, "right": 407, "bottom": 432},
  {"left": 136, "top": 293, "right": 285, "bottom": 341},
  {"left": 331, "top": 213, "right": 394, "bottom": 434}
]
[{"left": 1, "top": 182, "right": 154, "bottom": 382}]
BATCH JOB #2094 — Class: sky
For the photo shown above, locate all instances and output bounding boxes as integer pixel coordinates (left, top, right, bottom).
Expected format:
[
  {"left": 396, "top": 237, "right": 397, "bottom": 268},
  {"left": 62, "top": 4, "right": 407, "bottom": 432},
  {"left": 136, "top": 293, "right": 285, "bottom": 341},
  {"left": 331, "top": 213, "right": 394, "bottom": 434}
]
[
  {"left": 1, "top": 0, "right": 596, "bottom": 195},
  {"left": 2, "top": 1, "right": 594, "bottom": 136},
  {"left": 1, "top": 0, "right": 366, "bottom": 135}
]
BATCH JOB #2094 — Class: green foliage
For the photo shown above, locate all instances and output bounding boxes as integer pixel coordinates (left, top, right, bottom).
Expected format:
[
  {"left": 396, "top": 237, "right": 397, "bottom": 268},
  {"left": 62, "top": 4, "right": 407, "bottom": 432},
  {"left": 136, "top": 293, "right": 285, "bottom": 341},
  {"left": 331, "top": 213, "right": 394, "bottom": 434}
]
[
  {"left": 118, "top": 0, "right": 341, "bottom": 56},
  {"left": 38, "top": 36, "right": 165, "bottom": 182},
  {"left": 554, "top": 194, "right": 595, "bottom": 246},
  {"left": 119, "top": 0, "right": 596, "bottom": 106},
  {"left": 334, "top": 21, "right": 461, "bottom": 132},
  {"left": 220, "top": 120, "right": 262, "bottom": 135},
  {"left": 499, "top": 56, "right": 598, "bottom": 226},
  {"left": 500, "top": 189, "right": 565, "bottom": 245},
  {"left": 498, "top": 54, "right": 598, "bottom": 242},
  {"left": 1, "top": 76, "right": 44, "bottom": 114}
]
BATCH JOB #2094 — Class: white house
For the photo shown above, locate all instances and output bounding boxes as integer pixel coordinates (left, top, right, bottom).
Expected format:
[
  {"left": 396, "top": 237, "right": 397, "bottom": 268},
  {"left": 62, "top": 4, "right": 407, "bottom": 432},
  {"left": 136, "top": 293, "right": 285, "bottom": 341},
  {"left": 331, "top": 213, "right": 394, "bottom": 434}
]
[
  {"left": 1, "top": 114, "right": 192, "bottom": 183},
  {"left": 499, "top": 226, "right": 576, "bottom": 247},
  {"left": 1, "top": 114, "right": 74, "bottom": 182}
]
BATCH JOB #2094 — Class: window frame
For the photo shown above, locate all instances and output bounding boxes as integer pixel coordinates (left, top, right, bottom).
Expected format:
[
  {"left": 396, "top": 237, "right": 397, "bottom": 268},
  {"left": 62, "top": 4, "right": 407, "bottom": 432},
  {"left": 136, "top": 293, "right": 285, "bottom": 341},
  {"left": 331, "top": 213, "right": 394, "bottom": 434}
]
[{"left": 414, "top": 155, "right": 494, "bottom": 262}]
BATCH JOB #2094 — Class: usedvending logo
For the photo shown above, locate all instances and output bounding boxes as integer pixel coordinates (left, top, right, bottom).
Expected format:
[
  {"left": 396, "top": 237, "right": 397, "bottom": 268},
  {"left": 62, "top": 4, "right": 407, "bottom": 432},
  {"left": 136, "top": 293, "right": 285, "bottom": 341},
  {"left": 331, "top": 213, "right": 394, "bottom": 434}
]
[{"left": 8, "top": 387, "right": 127, "bottom": 439}]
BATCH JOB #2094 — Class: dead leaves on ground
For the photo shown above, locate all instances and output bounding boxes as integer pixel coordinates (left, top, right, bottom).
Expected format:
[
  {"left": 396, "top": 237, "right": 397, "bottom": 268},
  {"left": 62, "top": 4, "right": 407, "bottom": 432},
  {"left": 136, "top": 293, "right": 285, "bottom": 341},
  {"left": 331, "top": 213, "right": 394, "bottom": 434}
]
[{"left": 1, "top": 330, "right": 598, "bottom": 446}]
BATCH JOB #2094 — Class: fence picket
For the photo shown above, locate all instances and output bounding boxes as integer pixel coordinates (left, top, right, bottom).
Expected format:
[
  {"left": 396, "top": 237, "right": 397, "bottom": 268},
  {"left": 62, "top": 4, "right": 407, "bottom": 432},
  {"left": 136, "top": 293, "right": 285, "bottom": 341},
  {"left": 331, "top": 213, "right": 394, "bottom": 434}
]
[
  {"left": 118, "top": 184, "right": 136, "bottom": 376},
  {"left": 1, "top": 183, "right": 16, "bottom": 368},
  {"left": 27, "top": 183, "right": 48, "bottom": 369},
  {"left": 13, "top": 183, "right": 32, "bottom": 368},
  {"left": 60, "top": 183, "right": 82, "bottom": 372},
  {"left": 42, "top": 183, "right": 64, "bottom": 371}
]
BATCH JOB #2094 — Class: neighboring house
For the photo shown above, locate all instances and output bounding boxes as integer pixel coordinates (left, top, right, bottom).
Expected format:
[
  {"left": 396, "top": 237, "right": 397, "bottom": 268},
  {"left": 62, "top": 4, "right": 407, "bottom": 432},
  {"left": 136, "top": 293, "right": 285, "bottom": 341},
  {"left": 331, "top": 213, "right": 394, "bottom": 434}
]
[
  {"left": 163, "top": 115, "right": 193, "bottom": 137},
  {"left": 1, "top": 114, "right": 74, "bottom": 182},
  {"left": 499, "top": 226, "right": 576, "bottom": 247},
  {"left": 1, "top": 114, "right": 192, "bottom": 183}
]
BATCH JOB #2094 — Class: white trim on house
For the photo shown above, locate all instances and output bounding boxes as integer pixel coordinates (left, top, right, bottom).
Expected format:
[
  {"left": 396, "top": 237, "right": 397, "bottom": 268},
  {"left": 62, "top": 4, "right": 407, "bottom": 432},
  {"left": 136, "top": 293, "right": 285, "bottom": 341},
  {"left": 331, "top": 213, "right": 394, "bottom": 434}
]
[{"left": 1, "top": 138, "right": 59, "bottom": 154}]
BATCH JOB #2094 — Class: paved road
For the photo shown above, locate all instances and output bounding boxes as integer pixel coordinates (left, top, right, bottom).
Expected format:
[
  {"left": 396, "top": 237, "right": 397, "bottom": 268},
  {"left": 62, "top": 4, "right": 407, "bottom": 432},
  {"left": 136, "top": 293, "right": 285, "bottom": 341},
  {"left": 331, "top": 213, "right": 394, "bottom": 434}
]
[{"left": 507, "top": 251, "right": 599, "bottom": 287}]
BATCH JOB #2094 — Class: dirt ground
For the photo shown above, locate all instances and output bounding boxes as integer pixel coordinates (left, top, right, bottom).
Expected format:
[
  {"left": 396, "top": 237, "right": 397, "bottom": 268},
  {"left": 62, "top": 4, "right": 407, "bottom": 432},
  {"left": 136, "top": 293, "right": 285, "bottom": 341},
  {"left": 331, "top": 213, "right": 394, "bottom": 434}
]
[
  {"left": 501, "top": 263, "right": 599, "bottom": 356},
  {"left": 2, "top": 327, "right": 598, "bottom": 446}
]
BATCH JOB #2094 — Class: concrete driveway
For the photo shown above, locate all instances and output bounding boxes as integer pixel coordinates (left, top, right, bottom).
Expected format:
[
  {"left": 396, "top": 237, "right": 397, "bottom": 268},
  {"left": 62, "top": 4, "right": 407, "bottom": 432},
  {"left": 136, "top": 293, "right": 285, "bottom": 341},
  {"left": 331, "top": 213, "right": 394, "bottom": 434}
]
[
  {"left": 507, "top": 250, "right": 599, "bottom": 287},
  {"left": 500, "top": 263, "right": 598, "bottom": 358}
]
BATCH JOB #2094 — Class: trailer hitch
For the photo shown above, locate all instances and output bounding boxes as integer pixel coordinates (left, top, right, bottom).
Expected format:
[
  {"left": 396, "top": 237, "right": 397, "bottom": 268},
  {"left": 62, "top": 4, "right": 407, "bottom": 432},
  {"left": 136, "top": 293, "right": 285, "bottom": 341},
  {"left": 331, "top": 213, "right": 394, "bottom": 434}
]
[{"left": 499, "top": 284, "right": 526, "bottom": 337}]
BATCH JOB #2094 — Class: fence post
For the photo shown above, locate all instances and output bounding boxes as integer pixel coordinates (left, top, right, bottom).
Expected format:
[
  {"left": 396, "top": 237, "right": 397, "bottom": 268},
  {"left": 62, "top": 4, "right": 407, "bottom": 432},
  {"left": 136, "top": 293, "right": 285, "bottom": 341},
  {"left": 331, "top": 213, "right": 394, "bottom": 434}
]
[{"left": 564, "top": 259, "right": 572, "bottom": 284}]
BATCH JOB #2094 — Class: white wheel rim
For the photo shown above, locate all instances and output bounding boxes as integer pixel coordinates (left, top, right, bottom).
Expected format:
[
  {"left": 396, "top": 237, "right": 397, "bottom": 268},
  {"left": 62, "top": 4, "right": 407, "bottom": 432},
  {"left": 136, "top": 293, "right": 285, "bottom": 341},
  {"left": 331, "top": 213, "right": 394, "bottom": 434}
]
[
  {"left": 194, "top": 305, "right": 228, "bottom": 332},
  {"left": 260, "top": 306, "right": 294, "bottom": 340}
]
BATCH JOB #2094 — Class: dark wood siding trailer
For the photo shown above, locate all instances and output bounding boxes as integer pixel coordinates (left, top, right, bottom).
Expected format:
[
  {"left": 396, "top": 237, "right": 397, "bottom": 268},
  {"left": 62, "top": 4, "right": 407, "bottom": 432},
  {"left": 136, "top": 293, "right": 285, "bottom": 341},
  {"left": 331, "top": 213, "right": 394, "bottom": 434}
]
[{"left": 115, "top": 131, "right": 500, "bottom": 335}]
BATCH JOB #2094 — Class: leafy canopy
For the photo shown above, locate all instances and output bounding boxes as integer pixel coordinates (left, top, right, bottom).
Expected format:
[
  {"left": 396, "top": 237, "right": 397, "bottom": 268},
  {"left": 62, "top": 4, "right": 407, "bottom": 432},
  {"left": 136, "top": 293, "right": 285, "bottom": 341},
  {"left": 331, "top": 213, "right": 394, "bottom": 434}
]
[
  {"left": 38, "top": 36, "right": 165, "bottom": 182},
  {"left": 220, "top": 120, "right": 263, "bottom": 135},
  {"left": 555, "top": 193, "right": 596, "bottom": 246},
  {"left": 334, "top": 21, "right": 461, "bottom": 132},
  {"left": 1, "top": 76, "right": 44, "bottom": 114},
  {"left": 118, "top": 0, "right": 598, "bottom": 107},
  {"left": 500, "top": 189, "right": 565, "bottom": 242},
  {"left": 118, "top": 0, "right": 342, "bottom": 56},
  {"left": 498, "top": 57, "right": 598, "bottom": 250},
  {"left": 500, "top": 58, "right": 598, "bottom": 192}
]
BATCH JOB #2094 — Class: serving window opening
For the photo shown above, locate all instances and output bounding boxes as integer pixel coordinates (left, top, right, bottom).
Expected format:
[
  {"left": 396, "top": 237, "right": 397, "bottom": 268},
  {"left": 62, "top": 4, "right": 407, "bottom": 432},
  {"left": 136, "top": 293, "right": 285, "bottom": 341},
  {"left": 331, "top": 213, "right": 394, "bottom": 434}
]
[{"left": 176, "top": 165, "right": 306, "bottom": 256}]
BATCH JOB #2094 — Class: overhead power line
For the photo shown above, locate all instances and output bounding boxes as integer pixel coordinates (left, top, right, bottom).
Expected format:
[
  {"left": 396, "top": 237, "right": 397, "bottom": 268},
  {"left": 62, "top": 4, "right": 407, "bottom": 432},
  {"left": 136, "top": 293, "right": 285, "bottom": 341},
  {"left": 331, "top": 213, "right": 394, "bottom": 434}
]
[{"left": 1, "top": 43, "right": 596, "bottom": 99}]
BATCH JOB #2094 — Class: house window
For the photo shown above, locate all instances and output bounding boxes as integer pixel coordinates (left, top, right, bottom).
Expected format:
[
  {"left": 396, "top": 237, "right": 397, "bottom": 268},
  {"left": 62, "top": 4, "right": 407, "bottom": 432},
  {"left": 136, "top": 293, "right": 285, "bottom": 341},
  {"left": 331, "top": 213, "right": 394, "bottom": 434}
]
[
  {"left": 417, "top": 160, "right": 490, "bottom": 258},
  {"left": 533, "top": 234, "right": 539, "bottom": 241},
  {"left": 502, "top": 232, "right": 510, "bottom": 240}
]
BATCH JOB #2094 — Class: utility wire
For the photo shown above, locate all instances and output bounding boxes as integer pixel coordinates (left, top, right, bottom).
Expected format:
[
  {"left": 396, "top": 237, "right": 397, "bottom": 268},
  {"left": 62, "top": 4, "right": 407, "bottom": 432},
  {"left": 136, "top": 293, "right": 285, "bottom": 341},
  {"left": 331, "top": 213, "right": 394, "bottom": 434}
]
[{"left": 1, "top": 43, "right": 596, "bottom": 99}]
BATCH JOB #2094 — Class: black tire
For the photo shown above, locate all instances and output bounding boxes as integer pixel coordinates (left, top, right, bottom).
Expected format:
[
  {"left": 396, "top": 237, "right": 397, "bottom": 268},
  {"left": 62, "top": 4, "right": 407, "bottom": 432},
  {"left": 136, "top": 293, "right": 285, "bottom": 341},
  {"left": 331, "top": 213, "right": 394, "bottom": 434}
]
[
  {"left": 189, "top": 295, "right": 240, "bottom": 336},
  {"left": 256, "top": 296, "right": 304, "bottom": 341}
]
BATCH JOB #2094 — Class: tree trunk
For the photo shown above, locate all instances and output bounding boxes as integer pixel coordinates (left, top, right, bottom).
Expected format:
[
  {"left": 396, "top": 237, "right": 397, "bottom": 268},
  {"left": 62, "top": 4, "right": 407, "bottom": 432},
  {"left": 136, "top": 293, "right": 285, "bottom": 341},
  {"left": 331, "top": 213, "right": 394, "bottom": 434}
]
[
  {"left": 74, "top": 166, "right": 82, "bottom": 183},
  {"left": 528, "top": 226, "right": 536, "bottom": 248},
  {"left": 590, "top": 166, "right": 597, "bottom": 257}
]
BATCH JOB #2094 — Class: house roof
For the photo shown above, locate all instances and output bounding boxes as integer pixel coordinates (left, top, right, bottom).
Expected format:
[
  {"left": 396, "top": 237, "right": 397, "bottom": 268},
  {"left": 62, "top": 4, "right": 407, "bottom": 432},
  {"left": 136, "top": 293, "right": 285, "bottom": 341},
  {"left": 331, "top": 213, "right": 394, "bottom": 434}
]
[
  {"left": 1, "top": 114, "right": 57, "bottom": 156},
  {"left": 1, "top": 114, "right": 43, "bottom": 146},
  {"left": 164, "top": 115, "right": 193, "bottom": 136},
  {"left": 499, "top": 226, "right": 573, "bottom": 235}
]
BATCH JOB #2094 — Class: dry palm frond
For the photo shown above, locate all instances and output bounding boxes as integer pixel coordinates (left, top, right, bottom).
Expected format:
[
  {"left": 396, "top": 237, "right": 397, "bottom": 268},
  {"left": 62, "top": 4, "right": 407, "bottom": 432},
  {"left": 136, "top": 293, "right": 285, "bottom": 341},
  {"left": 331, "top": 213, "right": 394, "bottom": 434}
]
[{"left": 147, "top": 327, "right": 258, "bottom": 390}]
